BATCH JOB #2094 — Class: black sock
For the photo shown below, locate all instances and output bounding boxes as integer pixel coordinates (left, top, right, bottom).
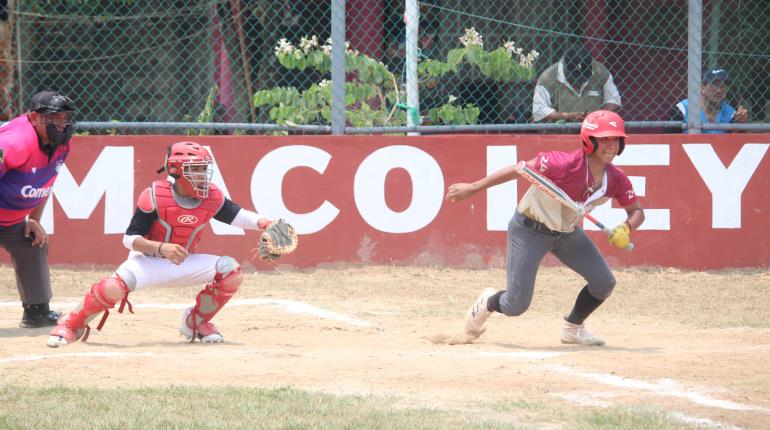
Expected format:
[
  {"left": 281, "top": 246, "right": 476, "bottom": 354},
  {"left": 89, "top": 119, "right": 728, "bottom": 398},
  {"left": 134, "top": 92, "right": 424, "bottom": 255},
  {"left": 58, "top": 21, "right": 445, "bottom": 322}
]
[
  {"left": 565, "top": 286, "right": 604, "bottom": 325},
  {"left": 23, "top": 303, "right": 50, "bottom": 315},
  {"left": 487, "top": 291, "right": 504, "bottom": 313}
]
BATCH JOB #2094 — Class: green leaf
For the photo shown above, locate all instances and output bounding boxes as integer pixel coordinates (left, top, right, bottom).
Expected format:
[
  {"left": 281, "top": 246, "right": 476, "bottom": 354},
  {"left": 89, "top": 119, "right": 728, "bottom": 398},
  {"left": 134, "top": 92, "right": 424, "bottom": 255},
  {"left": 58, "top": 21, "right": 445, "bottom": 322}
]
[
  {"left": 447, "top": 48, "right": 465, "bottom": 69},
  {"left": 465, "top": 46, "right": 481, "bottom": 64},
  {"left": 296, "top": 56, "right": 306, "bottom": 71},
  {"left": 358, "top": 65, "right": 371, "bottom": 83}
]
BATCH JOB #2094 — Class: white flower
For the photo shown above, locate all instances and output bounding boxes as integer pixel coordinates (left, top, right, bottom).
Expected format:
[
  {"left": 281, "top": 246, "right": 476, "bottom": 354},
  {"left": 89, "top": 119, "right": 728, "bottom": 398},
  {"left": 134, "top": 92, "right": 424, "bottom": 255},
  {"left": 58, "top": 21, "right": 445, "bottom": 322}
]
[
  {"left": 503, "top": 41, "right": 516, "bottom": 55},
  {"left": 459, "top": 27, "right": 483, "bottom": 48},
  {"left": 448, "top": 95, "right": 458, "bottom": 104},
  {"left": 518, "top": 49, "right": 540, "bottom": 68},
  {"left": 274, "top": 38, "right": 294, "bottom": 56},
  {"left": 317, "top": 79, "right": 331, "bottom": 88},
  {"left": 299, "top": 35, "right": 319, "bottom": 53}
]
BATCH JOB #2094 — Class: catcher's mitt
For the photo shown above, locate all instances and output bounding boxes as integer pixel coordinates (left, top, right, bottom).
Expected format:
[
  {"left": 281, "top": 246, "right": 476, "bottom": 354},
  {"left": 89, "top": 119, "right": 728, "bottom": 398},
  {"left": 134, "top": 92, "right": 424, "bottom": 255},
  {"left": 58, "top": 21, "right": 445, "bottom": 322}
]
[{"left": 256, "top": 219, "right": 298, "bottom": 262}]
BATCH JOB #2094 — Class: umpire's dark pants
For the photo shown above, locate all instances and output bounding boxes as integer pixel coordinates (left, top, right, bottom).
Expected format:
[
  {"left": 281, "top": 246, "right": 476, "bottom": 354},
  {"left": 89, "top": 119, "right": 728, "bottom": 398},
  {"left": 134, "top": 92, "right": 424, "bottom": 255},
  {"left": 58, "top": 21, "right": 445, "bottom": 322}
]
[{"left": 0, "top": 221, "right": 52, "bottom": 305}]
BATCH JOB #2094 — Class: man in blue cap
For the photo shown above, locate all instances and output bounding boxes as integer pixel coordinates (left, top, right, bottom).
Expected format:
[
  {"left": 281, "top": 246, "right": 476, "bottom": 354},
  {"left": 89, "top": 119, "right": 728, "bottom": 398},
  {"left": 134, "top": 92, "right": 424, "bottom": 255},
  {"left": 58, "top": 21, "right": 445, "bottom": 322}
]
[{"left": 671, "top": 68, "right": 749, "bottom": 133}]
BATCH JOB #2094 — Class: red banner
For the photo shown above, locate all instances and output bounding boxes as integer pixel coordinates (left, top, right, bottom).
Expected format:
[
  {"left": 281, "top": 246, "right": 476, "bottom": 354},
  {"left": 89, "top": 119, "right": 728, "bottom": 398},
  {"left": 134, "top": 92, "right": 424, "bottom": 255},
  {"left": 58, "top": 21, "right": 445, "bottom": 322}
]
[{"left": 7, "top": 133, "right": 769, "bottom": 270}]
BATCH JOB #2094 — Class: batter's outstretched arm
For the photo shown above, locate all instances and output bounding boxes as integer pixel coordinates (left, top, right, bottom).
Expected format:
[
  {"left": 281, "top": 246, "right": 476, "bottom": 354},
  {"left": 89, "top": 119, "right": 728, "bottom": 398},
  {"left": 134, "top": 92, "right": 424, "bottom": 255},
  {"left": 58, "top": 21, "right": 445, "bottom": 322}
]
[
  {"left": 622, "top": 201, "right": 645, "bottom": 231},
  {"left": 445, "top": 160, "right": 533, "bottom": 203}
]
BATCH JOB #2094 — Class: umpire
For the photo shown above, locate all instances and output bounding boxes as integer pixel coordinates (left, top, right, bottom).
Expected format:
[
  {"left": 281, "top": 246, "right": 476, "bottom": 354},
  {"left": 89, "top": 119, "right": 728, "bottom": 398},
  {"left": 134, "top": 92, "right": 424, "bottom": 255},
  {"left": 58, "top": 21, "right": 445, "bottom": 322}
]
[{"left": 0, "top": 90, "right": 76, "bottom": 328}]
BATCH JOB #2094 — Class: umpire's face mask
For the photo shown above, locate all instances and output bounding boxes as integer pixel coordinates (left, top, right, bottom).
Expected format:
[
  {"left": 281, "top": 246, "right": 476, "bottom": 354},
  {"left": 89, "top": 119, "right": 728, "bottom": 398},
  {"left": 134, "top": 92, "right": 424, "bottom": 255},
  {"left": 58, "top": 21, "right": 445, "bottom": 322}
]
[{"left": 39, "top": 111, "right": 75, "bottom": 151}]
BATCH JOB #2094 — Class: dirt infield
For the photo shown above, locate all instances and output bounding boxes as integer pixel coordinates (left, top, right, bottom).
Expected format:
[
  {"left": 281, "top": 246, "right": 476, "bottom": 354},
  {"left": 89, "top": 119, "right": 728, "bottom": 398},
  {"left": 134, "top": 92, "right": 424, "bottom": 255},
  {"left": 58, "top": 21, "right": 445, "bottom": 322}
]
[{"left": 1, "top": 264, "right": 769, "bottom": 429}]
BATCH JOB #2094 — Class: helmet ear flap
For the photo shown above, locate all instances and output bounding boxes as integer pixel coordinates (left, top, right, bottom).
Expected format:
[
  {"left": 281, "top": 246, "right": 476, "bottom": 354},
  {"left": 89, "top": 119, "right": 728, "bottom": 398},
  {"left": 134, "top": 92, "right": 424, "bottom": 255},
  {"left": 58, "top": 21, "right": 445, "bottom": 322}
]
[
  {"left": 583, "top": 136, "right": 598, "bottom": 155},
  {"left": 165, "top": 145, "right": 181, "bottom": 177}
]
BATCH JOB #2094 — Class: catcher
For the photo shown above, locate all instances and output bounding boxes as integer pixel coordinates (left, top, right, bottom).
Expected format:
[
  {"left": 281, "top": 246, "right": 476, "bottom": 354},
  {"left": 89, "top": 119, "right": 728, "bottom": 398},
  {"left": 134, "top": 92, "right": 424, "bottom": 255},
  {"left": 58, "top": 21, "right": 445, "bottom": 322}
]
[{"left": 47, "top": 141, "right": 297, "bottom": 347}]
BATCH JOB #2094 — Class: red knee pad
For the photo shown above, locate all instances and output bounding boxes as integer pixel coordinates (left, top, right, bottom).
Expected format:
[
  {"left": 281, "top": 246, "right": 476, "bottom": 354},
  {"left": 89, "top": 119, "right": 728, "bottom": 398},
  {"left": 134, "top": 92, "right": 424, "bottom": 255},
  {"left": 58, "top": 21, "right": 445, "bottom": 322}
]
[
  {"left": 93, "top": 275, "right": 131, "bottom": 305},
  {"left": 186, "top": 257, "right": 242, "bottom": 337},
  {"left": 66, "top": 274, "right": 131, "bottom": 337},
  {"left": 214, "top": 265, "right": 243, "bottom": 295}
]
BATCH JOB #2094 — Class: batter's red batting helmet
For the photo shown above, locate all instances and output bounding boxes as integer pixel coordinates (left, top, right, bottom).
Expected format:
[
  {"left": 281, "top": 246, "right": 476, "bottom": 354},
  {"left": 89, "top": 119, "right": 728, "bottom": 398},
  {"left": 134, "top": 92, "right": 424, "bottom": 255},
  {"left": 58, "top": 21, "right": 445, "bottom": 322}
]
[
  {"left": 580, "top": 110, "right": 627, "bottom": 156},
  {"left": 164, "top": 141, "right": 213, "bottom": 199}
]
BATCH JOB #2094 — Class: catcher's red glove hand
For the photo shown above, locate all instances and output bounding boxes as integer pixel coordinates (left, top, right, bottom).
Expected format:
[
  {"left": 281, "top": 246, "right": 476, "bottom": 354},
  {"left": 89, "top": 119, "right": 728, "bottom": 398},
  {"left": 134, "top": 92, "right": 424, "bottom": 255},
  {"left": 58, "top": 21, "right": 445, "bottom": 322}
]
[{"left": 254, "top": 219, "right": 298, "bottom": 262}]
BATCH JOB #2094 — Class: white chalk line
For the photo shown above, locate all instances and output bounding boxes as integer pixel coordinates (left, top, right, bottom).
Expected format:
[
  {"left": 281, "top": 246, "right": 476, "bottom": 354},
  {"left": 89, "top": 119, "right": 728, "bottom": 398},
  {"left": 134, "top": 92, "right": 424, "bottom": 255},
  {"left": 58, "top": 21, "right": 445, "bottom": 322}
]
[
  {"left": 479, "top": 351, "right": 565, "bottom": 360},
  {"left": 670, "top": 412, "right": 743, "bottom": 430},
  {"left": 0, "top": 351, "right": 154, "bottom": 364},
  {"left": 551, "top": 391, "right": 743, "bottom": 430},
  {"left": 0, "top": 299, "right": 372, "bottom": 327},
  {"left": 548, "top": 364, "right": 770, "bottom": 413}
]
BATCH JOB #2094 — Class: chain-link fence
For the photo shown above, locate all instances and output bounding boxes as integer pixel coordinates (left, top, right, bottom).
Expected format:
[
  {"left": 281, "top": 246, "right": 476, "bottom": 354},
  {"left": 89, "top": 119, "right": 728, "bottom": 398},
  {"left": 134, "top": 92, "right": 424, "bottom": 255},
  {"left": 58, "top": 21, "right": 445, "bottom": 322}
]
[{"left": 1, "top": 0, "right": 767, "bottom": 132}]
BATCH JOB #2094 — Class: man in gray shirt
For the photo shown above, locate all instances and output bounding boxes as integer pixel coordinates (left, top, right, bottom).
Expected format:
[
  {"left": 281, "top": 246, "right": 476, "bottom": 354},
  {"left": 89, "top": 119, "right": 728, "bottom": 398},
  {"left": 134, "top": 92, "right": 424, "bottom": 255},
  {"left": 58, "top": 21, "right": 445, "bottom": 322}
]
[{"left": 532, "top": 44, "right": 621, "bottom": 122}]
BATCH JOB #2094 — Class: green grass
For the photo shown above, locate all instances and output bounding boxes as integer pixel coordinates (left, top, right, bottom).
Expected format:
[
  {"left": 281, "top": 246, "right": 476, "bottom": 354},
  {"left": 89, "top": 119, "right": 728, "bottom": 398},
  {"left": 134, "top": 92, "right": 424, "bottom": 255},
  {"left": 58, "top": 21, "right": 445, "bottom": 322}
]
[
  {"left": 0, "top": 386, "right": 701, "bottom": 430},
  {"left": 572, "top": 405, "right": 695, "bottom": 430},
  {"left": 0, "top": 385, "right": 518, "bottom": 430}
]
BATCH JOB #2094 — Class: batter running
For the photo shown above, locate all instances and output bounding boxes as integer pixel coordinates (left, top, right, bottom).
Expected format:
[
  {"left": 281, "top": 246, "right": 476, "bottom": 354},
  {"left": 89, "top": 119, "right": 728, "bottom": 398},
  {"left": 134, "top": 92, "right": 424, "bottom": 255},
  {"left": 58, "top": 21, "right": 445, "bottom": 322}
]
[{"left": 446, "top": 110, "right": 645, "bottom": 346}]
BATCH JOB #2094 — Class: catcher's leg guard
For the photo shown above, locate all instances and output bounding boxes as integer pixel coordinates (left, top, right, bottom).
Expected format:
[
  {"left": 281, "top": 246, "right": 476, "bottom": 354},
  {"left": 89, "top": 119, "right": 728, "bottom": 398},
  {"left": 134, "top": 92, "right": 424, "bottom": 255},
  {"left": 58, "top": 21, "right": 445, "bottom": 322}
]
[
  {"left": 181, "top": 256, "right": 242, "bottom": 343},
  {"left": 47, "top": 272, "right": 135, "bottom": 348}
]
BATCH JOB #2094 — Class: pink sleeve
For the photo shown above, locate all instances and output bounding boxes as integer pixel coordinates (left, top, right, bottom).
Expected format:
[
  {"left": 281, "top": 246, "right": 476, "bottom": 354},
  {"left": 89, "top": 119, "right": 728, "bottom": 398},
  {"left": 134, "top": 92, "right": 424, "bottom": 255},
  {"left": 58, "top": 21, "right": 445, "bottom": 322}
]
[{"left": 0, "top": 140, "right": 30, "bottom": 170}]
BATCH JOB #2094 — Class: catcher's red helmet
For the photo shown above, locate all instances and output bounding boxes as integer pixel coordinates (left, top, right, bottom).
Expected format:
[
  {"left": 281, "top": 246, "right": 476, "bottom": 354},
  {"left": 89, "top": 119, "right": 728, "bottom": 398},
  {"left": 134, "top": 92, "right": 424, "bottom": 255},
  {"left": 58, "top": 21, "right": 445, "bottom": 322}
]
[
  {"left": 164, "top": 141, "right": 213, "bottom": 199},
  {"left": 580, "top": 110, "right": 627, "bottom": 156}
]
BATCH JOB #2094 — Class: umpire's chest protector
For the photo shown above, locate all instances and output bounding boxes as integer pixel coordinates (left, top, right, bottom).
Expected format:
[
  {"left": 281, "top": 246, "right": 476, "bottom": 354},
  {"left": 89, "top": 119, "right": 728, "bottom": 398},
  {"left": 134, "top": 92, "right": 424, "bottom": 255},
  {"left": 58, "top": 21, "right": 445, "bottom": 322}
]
[{"left": 143, "top": 180, "right": 224, "bottom": 252}]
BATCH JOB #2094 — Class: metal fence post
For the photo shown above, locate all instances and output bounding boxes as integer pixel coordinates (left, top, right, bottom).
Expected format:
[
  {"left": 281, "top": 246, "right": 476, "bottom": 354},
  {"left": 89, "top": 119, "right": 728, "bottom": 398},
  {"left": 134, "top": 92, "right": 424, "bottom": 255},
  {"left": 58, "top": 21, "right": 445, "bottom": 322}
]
[
  {"left": 331, "top": 0, "right": 346, "bottom": 135},
  {"left": 687, "top": 0, "right": 703, "bottom": 134},
  {"left": 405, "top": 0, "right": 420, "bottom": 133}
]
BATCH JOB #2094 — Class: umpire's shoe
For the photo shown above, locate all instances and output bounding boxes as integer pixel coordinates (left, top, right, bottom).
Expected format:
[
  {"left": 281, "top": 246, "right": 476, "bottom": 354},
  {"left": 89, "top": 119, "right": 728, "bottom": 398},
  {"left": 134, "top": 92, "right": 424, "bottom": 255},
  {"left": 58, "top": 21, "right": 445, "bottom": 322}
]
[{"left": 19, "top": 303, "right": 62, "bottom": 328}]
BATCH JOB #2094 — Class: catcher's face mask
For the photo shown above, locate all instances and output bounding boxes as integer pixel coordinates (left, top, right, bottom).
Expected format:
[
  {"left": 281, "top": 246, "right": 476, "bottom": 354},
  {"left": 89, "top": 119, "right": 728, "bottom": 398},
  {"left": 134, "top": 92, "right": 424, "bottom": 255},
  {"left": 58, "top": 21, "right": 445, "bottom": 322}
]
[
  {"left": 164, "top": 141, "right": 214, "bottom": 199},
  {"left": 180, "top": 160, "right": 213, "bottom": 199}
]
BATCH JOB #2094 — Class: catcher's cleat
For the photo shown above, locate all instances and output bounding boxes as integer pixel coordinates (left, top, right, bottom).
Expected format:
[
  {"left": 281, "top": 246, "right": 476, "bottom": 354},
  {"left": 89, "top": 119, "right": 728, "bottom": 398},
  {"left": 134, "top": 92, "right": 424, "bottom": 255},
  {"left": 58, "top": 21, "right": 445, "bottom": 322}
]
[
  {"left": 19, "top": 304, "right": 61, "bottom": 328},
  {"left": 179, "top": 307, "right": 224, "bottom": 343},
  {"left": 560, "top": 319, "right": 605, "bottom": 346},
  {"left": 46, "top": 314, "right": 86, "bottom": 348},
  {"left": 463, "top": 287, "right": 497, "bottom": 337}
]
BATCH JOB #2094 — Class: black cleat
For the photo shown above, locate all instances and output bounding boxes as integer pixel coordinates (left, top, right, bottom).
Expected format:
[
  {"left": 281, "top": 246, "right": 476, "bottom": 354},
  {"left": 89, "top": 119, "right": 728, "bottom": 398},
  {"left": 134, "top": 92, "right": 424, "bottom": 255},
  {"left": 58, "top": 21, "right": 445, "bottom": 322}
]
[{"left": 19, "top": 304, "right": 62, "bottom": 328}]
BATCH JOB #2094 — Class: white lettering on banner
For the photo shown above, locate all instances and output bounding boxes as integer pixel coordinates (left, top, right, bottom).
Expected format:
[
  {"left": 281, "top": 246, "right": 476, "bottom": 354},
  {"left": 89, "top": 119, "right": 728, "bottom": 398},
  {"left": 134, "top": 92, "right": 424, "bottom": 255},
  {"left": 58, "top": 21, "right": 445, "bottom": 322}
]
[
  {"left": 41, "top": 146, "right": 134, "bottom": 234},
  {"left": 354, "top": 146, "right": 444, "bottom": 233},
  {"left": 486, "top": 146, "right": 518, "bottom": 231},
  {"left": 203, "top": 145, "right": 243, "bottom": 236},
  {"left": 684, "top": 143, "right": 769, "bottom": 228},
  {"left": 591, "top": 144, "right": 671, "bottom": 230},
  {"left": 251, "top": 145, "right": 339, "bottom": 234}
]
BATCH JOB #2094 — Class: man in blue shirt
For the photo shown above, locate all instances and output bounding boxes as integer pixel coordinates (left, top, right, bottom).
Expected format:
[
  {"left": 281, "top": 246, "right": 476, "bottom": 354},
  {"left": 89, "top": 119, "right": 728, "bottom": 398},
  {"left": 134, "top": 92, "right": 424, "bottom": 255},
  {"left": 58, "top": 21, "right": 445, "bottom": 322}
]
[{"left": 671, "top": 68, "right": 749, "bottom": 133}]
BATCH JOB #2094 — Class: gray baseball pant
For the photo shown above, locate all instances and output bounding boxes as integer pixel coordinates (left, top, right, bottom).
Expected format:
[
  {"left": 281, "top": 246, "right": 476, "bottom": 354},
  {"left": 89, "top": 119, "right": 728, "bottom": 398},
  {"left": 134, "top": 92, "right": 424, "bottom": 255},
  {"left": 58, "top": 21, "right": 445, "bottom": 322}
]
[
  {"left": 499, "top": 211, "right": 615, "bottom": 316},
  {"left": 0, "top": 221, "right": 52, "bottom": 305}
]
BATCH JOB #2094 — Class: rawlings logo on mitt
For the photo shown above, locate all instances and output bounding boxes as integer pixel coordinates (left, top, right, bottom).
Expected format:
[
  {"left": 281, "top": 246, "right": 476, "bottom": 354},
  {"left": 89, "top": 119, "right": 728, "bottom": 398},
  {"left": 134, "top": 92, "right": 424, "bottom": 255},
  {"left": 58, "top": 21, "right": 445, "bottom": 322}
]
[{"left": 256, "top": 219, "right": 298, "bottom": 262}]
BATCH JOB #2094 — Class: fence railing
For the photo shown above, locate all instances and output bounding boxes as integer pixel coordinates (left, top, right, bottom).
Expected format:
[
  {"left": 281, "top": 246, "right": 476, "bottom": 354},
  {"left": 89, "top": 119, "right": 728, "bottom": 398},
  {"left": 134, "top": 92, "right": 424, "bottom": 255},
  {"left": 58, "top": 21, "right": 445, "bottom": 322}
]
[{"left": 1, "top": 1, "right": 767, "bottom": 134}]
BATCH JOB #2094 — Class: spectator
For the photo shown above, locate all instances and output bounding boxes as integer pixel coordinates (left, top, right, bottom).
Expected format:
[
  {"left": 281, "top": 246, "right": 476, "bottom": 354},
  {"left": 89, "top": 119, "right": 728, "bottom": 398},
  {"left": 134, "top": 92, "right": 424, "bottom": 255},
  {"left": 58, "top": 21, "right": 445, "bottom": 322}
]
[
  {"left": 385, "top": 27, "right": 443, "bottom": 118},
  {"left": 671, "top": 68, "right": 749, "bottom": 133},
  {"left": 532, "top": 44, "right": 621, "bottom": 123},
  {"left": 0, "top": 90, "right": 76, "bottom": 328},
  {"left": 385, "top": 27, "right": 439, "bottom": 75}
]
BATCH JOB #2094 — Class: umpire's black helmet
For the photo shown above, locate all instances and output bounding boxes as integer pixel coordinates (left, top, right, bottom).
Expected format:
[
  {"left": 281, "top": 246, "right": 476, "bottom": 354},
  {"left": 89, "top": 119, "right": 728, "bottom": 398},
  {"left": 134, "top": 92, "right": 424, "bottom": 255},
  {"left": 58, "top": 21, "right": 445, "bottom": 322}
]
[{"left": 29, "top": 90, "right": 76, "bottom": 113}]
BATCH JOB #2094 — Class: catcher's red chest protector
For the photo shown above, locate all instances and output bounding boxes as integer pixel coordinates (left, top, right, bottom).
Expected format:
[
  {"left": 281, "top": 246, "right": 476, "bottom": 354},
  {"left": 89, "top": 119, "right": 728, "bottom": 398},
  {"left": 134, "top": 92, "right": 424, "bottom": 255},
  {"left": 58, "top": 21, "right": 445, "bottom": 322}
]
[{"left": 142, "top": 180, "right": 224, "bottom": 252}]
